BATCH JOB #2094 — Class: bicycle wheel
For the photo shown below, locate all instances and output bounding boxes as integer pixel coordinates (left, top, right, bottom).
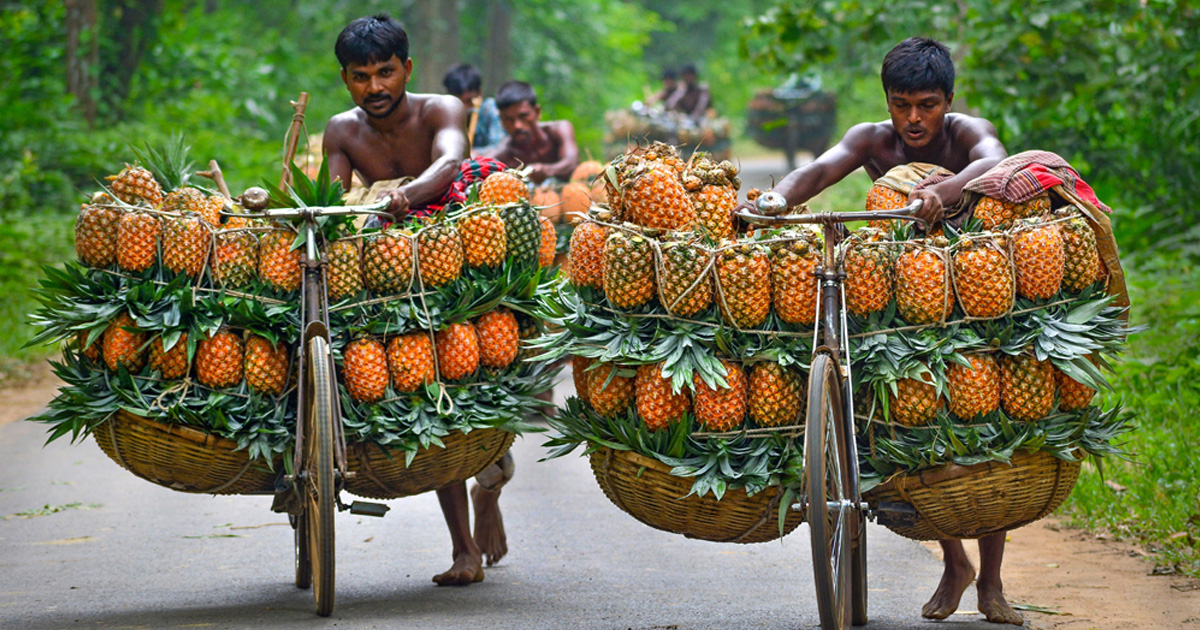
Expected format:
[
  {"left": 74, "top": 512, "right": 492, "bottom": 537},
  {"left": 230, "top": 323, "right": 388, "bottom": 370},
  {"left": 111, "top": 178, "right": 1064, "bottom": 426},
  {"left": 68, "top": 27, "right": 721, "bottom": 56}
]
[
  {"left": 844, "top": 382, "right": 868, "bottom": 626},
  {"left": 305, "top": 336, "right": 336, "bottom": 617},
  {"left": 807, "top": 353, "right": 852, "bottom": 630},
  {"left": 292, "top": 513, "right": 311, "bottom": 590}
]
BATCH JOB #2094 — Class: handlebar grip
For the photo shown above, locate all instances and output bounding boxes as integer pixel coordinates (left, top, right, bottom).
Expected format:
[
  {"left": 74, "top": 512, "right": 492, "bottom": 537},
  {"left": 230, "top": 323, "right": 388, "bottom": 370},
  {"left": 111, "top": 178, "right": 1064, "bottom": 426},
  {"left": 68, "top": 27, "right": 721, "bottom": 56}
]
[{"left": 755, "top": 191, "right": 788, "bottom": 216}]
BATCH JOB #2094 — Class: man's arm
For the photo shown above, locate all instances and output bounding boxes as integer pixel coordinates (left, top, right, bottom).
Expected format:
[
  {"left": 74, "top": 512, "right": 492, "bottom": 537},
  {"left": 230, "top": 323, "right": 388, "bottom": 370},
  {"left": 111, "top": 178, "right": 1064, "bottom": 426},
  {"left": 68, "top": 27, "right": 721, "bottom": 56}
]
[
  {"left": 381, "top": 96, "right": 467, "bottom": 217},
  {"left": 529, "top": 121, "right": 579, "bottom": 183},
  {"left": 481, "top": 135, "right": 515, "bottom": 165},
  {"left": 323, "top": 115, "right": 356, "bottom": 193},
  {"left": 910, "top": 117, "right": 1007, "bottom": 224},
  {"left": 688, "top": 85, "right": 711, "bottom": 119},
  {"left": 761, "top": 123, "right": 878, "bottom": 213}
]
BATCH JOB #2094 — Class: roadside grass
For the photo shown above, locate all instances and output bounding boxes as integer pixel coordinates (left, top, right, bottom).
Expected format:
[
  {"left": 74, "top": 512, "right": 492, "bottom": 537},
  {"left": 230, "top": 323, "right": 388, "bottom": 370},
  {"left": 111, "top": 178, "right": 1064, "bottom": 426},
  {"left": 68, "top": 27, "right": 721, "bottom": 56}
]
[
  {"left": 0, "top": 210, "right": 75, "bottom": 383},
  {"left": 1059, "top": 249, "right": 1200, "bottom": 578}
]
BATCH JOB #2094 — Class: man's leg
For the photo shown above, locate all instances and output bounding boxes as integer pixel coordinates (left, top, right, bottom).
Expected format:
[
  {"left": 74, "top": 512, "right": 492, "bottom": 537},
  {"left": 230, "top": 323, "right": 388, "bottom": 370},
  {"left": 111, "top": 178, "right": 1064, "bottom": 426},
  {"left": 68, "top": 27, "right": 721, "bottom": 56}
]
[
  {"left": 977, "top": 531, "right": 1023, "bottom": 625},
  {"left": 472, "top": 451, "right": 514, "bottom": 565},
  {"left": 922, "top": 539, "right": 976, "bottom": 620},
  {"left": 432, "top": 481, "right": 485, "bottom": 586}
]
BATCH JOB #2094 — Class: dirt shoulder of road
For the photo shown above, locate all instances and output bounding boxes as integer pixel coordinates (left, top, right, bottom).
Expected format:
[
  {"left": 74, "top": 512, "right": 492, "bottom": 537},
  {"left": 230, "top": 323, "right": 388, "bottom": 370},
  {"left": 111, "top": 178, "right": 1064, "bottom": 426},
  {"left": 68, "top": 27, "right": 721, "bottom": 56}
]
[
  {"left": 923, "top": 518, "right": 1200, "bottom": 628},
  {"left": 0, "top": 362, "right": 62, "bottom": 427}
]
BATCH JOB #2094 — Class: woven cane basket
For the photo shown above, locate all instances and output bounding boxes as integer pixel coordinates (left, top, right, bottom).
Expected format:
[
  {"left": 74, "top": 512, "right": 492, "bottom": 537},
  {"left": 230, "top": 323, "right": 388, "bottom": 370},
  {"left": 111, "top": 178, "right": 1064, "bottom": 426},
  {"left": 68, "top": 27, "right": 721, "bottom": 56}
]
[
  {"left": 344, "top": 428, "right": 514, "bottom": 500},
  {"left": 92, "top": 410, "right": 278, "bottom": 495},
  {"left": 863, "top": 450, "right": 1082, "bottom": 541},
  {"left": 588, "top": 446, "right": 804, "bottom": 544}
]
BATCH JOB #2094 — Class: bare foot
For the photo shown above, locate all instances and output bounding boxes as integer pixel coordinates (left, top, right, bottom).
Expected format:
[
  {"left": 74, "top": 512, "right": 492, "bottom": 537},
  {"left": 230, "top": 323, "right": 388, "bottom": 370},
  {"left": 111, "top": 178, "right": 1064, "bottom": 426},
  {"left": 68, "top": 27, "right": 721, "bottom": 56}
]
[
  {"left": 472, "top": 482, "right": 507, "bottom": 566},
  {"left": 432, "top": 549, "right": 484, "bottom": 586},
  {"left": 921, "top": 554, "right": 976, "bottom": 620},
  {"left": 977, "top": 580, "right": 1023, "bottom": 625}
]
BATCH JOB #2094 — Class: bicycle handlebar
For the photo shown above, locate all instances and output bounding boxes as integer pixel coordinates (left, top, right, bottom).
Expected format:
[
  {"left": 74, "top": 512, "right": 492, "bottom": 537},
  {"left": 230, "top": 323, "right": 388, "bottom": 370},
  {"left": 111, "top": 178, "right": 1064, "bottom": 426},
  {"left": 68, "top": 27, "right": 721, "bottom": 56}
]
[
  {"left": 220, "top": 195, "right": 394, "bottom": 221},
  {"left": 736, "top": 191, "right": 926, "bottom": 230}
]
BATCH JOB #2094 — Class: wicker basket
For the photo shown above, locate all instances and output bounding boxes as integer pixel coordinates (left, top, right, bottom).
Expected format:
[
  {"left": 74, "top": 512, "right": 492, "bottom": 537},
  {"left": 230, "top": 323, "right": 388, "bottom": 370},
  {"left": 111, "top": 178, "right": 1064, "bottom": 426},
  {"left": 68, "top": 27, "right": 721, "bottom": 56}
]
[
  {"left": 864, "top": 450, "right": 1082, "bottom": 541},
  {"left": 588, "top": 446, "right": 804, "bottom": 544},
  {"left": 344, "top": 428, "right": 514, "bottom": 500},
  {"left": 92, "top": 410, "right": 278, "bottom": 495}
]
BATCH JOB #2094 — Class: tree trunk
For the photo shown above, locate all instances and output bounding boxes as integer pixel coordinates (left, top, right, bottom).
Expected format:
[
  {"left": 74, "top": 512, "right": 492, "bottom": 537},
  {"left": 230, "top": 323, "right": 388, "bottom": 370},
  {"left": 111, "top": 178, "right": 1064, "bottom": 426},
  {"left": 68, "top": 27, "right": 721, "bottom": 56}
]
[
  {"left": 410, "top": 0, "right": 460, "bottom": 94},
  {"left": 65, "top": 0, "right": 98, "bottom": 124},
  {"left": 99, "top": 0, "right": 163, "bottom": 119},
  {"left": 482, "top": 0, "right": 512, "bottom": 94}
]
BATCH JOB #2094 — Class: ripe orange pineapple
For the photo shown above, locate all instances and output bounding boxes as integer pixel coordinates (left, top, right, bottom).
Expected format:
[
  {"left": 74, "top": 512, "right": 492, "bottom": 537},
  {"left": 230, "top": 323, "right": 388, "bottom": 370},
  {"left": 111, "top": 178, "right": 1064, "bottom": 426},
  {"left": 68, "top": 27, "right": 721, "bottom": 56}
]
[
  {"left": 342, "top": 338, "right": 388, "bottom": 403},
  {"left": 475, "top": 308, "right": 520, "bottom": 370},
  {"left": 895, "top": 240, "right": 954, "bottom": 325},
  {"left": 660, "top": 240, "right": 713, "bottom": 317},
  {"left": 161, "top": 187, "right": 208, "bottom": 219},
  {"left": 478, "top": 171, "right": 529, "bottom": 205},
  {"left": 1056, "top": 365, "right": 1097, "bottom": 411},
  {"left": 888, "top": 371, "right": 943, "bottom": 426},
  {"left": 771, "top": 232, "right": 821, "bottom": 325},
  {"left": 1060, "top": 216, "right": 1100, "bottom": 292},
  {"left": 865, "top": 184, "right": 907, "bottom": 230},
  {"left": 417, "top": 223, "right": 464, "bottom": 288},
  {"left": 748, "top": 362, "right": 803, "bottom": 427},
  {"left": 457, "top": 209, "right": 508, "bottom": 268},
  {"left": 693, "top": 184, "right": 737, "bottom": 241},
  {"left": 148, "top": 333, "right": 190, "bottom": 380},
  {"left": 212, "top": 228, "right": 258, "bottom": 289},
  {"left": 387, "top": 333, "right": 435, "bottom": 393},
  {"left": 244, "top": 335, "right": 289, "bottom": 396},
  {"left": 572, "top": 355, "right": 594, "bottom": 406},
  {"left": 107, "top": 164, "right": 162, "bottom": 207},
  {"left": 623, "top": 166, "right": 696, "bottom": 230},
  {"left": 946, "top": 354, "right": 1000, "bottom": 419},
  {"left": 196, "top": 328, "right": 244, "bottom": 388},
  {"left": 531, "top": 187, "right": 562, "bottom": 221},
  {"left": 635, "top": 362, "right": 690, "bottom": 431},
  {"left": 161, "top": 212, "right": 211, "bottom": 277},
  {"left": 717, "top": 243, "right": 771, "bottom": 329},
  {"left": 538, "top": 216, "right": 556, "bottom": 268},
  {"left": 973, "top": 193, "right": 1050, "bottom": 231},
  {"left": 116, "top": 210, "right": 161, "bottom": 272},
  {"left": 435, "top": 322, "right": 480, "bottom": 381},
  {"left": 363, "top": 230, "right": 414, "bottom": 295},
  {"left": 570, "top": 160, "right": 604, "bottom": 183},
  {"left": 560, "top": 182, "right": 592, "bottom": 220},
  {"left": 325, "top": 239, "right": 363, "bottom": 302},
  {"left": 999, "top": 353, "right": 1056, "bottom": 421},
  {"left": 1012, "top": 220, "right": 1065, "bottom": 300},
  {"left": 953, "top": 236, "right": 1014, "bottom": 318},
  {"left": 603, "top": 229, "right": 656, "bottom": 310},
  {"left": 692, "top": 360, "right": 748, "bottom": 431},
  {"left": 258, "top": 230, "right": 301, "bottom": 292},
  {"left": 568, "top": 220, "right": 607, "bottom": 290},
  {"left": 843, "top": 227, "right": 895, "bottom": 316},
  {"left": 75, "top": 202, "right": 121, "bottom": 268},
  {"left": 76, "top": 330, "right": 102, "bottom": 363},
  {"left": 102, "top": 312, "right": 146, "bottom": 372},
  {"left": 586, "top": 363, "right": 634, "bottom": 418}
]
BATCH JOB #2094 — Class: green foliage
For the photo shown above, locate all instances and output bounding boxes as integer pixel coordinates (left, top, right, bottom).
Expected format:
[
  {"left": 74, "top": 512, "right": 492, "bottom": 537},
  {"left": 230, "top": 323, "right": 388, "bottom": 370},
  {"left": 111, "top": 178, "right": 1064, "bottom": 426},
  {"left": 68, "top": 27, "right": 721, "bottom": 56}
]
[{"left": 0, "top": 212, "right": 76, "bottom": 377}]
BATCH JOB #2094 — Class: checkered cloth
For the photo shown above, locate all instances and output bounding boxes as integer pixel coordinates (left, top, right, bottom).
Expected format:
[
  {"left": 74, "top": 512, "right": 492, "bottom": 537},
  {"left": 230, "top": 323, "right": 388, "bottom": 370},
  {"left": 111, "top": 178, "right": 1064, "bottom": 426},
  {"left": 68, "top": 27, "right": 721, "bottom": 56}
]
[
  {"left": 962, "top": 150, "right": 1111, "bottom": 214},
  {"left": 363, "top": 157, "right": 509, "bottom": 228}
]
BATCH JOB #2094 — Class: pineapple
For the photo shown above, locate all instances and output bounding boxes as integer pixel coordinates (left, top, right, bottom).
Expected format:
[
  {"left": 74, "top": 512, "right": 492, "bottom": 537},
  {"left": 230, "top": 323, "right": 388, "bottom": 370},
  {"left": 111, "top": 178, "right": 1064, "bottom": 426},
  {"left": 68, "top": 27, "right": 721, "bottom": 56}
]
[
  {"left": 514, "top": 312, "right": 541, "bottom": 364},
  {"left": 538, "top": 216, "right": 556, "bottom": 268},
  {"left": 258, "top": 229, "right": 302, "bottom": 292},
  {"left": 196, "top": 328, "right": 243, "bottom": 389},
  {"left": 659, "top": 239, "right": 713, "bottom": 317},
  {"left": 1056, "top": 365, "right": 1097, "bottom": 411},
  {"left": 570, "top": 160, "right": 604, "bottom": 183},
  {"left": 716, "top": 243, "right": 771, "bottom": 329},
  {"left": 244, "top": 335, "right": 289, "bottom": 396},
  {"left": 161, "top": 187, "right": 208, "bottom": 219},
  {"left": 771, "top": 231, "right": 821, "bottom": 326},
  {"left": 946, "top": 354, "right": 1000, "bottom": 419},
  {"left": 1012, "top": 220, "right": 1065, "bottom": 300},
  {"left": 865, "top": 183, "right": 907, "bottom": 230},
  {"left": 435, "top": 323, "right": 480, "bottom": 381},
  {"left": 532, "top": 186, "right": 562, "bottom": 220},
  {"left": 953, "top": 236, "right": 1013, "bottom": 318},
  {"left": 148, "top": 333, "right": 190, "bottom": 380},
  {"left": 325, "top": 238, "right": 363, "bottom": 302},
  {"left": 116, "top": 210, "right": 161, "bottom": 273},
  {"left": 478, "top": 171, "right": 529, "bottom": 206},
  {"left": 888, "top": 372, "right": 943, "bottom": 427},
  {"left": 500, "top": 204, "right": 542, "bottom": 266},
  {"left": 1060, "top": 216, "right": 1100, "bottom": 292},
  {"left": 387, "top": 333, "right": 435, "bottom": 393},
  {"left": 692, "top": 360, "right": 748, "bottom": 431},
  {"left": 74, "top": 201, "right": 120, "bottom": 268},
  {"left": 973, "top": 194, "right": 1050, "bottom": 231},
  {"left": 567, "top": 220, "right": 607, "bottom": 290},
  {"left": 363, "top": 230, "right": 414, "bottom": 295},
  {"left": 602, "top": 229, "right": 655, "bottom": 310},
  {"left": 457, "top": 209, "right": 507, "bottom": 268},
  {"left": 572, "top": 355, "right": 594, "bottom": 405},
  {"left": 693, "top": 184, "right": 737, "bottom": 241},
  {"left": 102, "top": 311, "right": 146, "bottom": 372},
  {"left": 560, "top": 181, "right": 592, "bottom": 220},
  {"left": 635, "top": 362, "right": 690, "bottom": 431},
  {"left": 417, "top": 223, "right": 464, "bottom": 288},
  {"left": 342, "top": 338, "right": 389, "bottom": 403},
  {"left": 843, "top": 228, "right": 895, "bottom": 316},
  {"left": 161, "top": 212, "right": 211, "bottom": 277},
  {"left": 748, "top": 362, "right": 803, "bottom": 427},
  {"left": 212, "top": 228, "right": 258, "bottom": 289},
  {"left": 623, "top": 166, "right": 696, "bottom": 230},
  {"left": 475, "top": 308, "right": 520, "bottom": 370},
  {"left": 76, "top": 330, "right": 102, "bottom": 363},
  {"left": 107, "top": 164, "right": 163, "bottom": 207},
  {"left": 895, "top": 239, "right": 954, "bottom": 325},
  {"left": 586, "top": 363, "right": 634, "bottom": 418},
  {"left": 999, "top": 353, "right": 1056, "bottom": 421}
]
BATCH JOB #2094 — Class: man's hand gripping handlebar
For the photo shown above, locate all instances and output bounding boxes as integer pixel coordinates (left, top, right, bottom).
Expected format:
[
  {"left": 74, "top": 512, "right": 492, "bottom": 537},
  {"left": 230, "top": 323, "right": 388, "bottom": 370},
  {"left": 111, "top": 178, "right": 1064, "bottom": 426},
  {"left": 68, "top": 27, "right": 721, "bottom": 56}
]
[
  {"left": 225, "top": 186, "right": 395, "bottom": 221},
  {"left": 735, "top": 191, "right": 927, "bottom": 231}
]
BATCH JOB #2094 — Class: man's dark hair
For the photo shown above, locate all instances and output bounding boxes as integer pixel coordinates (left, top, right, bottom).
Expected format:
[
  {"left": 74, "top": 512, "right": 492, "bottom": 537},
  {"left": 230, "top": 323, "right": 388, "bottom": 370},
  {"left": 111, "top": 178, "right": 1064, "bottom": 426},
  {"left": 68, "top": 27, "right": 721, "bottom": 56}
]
[
  {"left": 881, "top": 37, "right": 955, "bottom": 97},
  {"left": 662, "top": 68, "right": 678, "bottom": 80},
  {"left": 335, "top": 14, "right": 409, "bottom": 69},
  {"left": 495, "top": 80, "right": 538, "bottom": 110},
  {"left": 681, "top": 63, "right": 697, "bottom": 76},
  {"left": 443, "top": 63, "right": 482, "bottom": 96}
]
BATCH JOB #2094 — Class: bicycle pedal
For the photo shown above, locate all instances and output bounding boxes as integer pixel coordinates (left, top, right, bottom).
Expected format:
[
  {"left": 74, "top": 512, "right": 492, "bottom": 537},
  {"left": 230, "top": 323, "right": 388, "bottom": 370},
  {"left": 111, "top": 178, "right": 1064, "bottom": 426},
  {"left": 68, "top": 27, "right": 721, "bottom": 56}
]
[{"left": 348, "top": 501, "right": 390, "bottom": 518}]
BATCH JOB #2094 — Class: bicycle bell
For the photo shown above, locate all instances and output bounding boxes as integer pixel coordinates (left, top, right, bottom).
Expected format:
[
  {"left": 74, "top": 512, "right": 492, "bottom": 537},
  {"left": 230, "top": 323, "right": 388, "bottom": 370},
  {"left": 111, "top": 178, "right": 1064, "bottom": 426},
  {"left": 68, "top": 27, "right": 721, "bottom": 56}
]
[{"left": 755, "top": 191, "right": 788, "bottom": 216}]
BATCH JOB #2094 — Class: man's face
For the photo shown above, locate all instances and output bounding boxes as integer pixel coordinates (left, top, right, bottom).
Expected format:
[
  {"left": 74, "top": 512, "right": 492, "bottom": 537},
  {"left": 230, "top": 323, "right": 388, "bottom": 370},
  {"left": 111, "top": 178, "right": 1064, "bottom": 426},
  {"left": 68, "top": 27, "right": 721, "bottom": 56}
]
[
  {"left": 457, "top": 89, "right": 481, "bottom": 107},
  {"left": 499, "top": 101, "right": 540, "bottom": 146},
  {"left": 682, "top": 71, "right": 696, "bottom": 86},
  {"left": 342, "top": 55, "right": 412, "bottom": 119},
  {"left": 663, "top": 78, "right": 677, "bottom": 92},
  {"left": 886, "top": 89, "right": 953, "bottom": 149}
]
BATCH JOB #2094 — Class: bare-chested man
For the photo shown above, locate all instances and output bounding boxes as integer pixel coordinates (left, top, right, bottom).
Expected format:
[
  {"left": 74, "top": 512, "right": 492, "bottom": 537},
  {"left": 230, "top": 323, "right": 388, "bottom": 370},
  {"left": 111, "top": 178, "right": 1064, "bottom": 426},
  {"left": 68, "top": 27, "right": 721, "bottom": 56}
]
[
  {"left": 750, "top": 38, "right": 1020, "bottom": 625},
  {"left": 487, "top": 81, "right": 579, "bottom": 185},
  {"left": 322, "top": 13, "right": 507, "bottom": 587}
]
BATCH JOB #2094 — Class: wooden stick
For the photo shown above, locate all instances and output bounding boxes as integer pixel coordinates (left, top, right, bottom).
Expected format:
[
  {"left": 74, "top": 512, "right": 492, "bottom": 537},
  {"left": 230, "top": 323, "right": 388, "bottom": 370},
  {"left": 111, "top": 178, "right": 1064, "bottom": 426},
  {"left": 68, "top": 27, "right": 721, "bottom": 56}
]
[
  {"left": 280, "top": 92, "right": 310, "bottom": 189},
  {"left": 196, "top": 159, "right": 231, "bottom": 198},
  {"left": 466, "top": 95, "right": 481, "bottom": 154}
]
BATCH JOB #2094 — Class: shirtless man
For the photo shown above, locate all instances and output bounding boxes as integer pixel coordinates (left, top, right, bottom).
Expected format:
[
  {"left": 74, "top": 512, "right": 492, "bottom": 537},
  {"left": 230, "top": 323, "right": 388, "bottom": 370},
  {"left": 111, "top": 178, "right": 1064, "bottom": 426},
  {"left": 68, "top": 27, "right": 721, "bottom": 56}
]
[
  {"left": 322, "top": 13, "right": 505, "bottom": 586},
  {"left": 486, "top": 81, "right": 580, "bottom": 185},
  {"left": 665, "top": 64, "right": 711, "bottom": 121},
  {"left": 749, "top": 38, "right": 1020, "bottom": 625}
]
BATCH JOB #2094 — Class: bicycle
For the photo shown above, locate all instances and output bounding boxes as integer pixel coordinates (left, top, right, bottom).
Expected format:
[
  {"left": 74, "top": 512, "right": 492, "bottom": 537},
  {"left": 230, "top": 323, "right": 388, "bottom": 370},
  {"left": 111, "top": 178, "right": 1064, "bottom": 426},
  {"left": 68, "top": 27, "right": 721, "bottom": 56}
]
[{"left": 736, "top": 192, "right": 926, "bottom": 630}]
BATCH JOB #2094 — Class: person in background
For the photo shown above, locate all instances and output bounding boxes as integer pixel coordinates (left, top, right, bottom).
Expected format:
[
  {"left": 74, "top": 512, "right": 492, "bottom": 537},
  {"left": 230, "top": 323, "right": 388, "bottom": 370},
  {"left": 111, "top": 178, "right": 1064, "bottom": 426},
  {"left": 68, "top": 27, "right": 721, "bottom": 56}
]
[
  {"left": 646, "top": 68, "right": 678, "bottom": 107},
  {"left": 442, "top": 63, "right": 506, "bottom": 154},
  {"left": 665, "top": 63, "right": 711, "bottom": 121},
  {"left": 486, "top": 80, "right": 579, "bottom": 185}
]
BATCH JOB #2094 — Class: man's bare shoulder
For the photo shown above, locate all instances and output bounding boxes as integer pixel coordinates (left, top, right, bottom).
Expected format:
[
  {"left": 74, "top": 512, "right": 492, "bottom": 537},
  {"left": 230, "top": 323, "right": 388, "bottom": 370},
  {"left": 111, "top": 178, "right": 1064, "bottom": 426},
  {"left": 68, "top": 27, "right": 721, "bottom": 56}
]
[
  {"left": 842, "top": 120, "right": 895, "bottom": 150},
  {"left": 544, "top": 119, "right": 576, "bottom": 136},
  {"left": 324, "top": 109, "right": 366, "bottom": 146},
  {"left": 945, "top": 112, "right": 999, "bottom": 140},
  {"left": 411, "top": 93, "right": 465, "bottom": 124}
]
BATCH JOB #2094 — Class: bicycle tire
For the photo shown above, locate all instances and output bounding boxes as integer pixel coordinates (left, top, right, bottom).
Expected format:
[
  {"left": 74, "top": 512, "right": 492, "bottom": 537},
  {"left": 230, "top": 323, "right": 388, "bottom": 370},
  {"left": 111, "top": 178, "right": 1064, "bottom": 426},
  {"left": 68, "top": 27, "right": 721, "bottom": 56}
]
[
  {"left": 305, "top": 336, "right": 336, "bottom": 617},
  {"left": 292, "top": 513, "right": 311, "bottom": 590},
  {"left": 851, "top": 511, "right": 867, "bottom": 625},
  {"left": 807, "top": 353, "right": 852, "bottom": 630}
]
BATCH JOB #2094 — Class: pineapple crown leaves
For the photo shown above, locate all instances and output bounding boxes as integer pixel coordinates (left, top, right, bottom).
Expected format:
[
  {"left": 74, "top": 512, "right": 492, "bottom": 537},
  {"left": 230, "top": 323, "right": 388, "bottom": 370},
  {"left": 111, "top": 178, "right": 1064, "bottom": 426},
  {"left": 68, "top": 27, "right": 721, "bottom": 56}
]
[
  {"left": 130, "top": 131, "right": 194, "bottom": 193},
  {"left": 261, "top": 156, "right": 352, "bottom": 246}
]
